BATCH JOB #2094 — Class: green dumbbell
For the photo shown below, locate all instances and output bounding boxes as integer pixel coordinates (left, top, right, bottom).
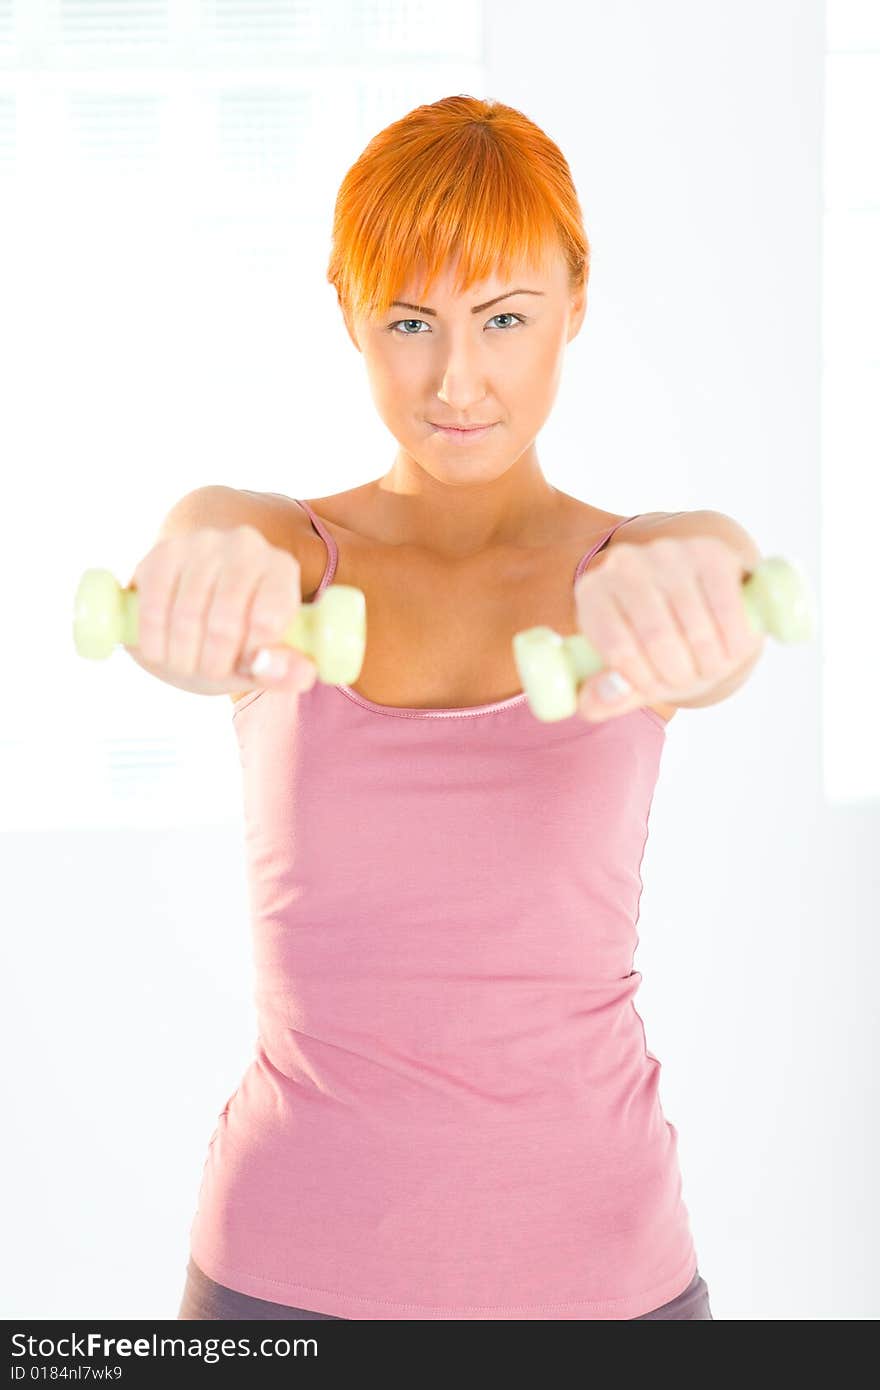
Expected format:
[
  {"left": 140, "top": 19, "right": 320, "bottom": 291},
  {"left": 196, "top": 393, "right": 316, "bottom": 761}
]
[
  {"left": 512, "top": 555, "right": 815, "bottom": 723},
  {"left": 73, "top": 568, "right": 367, "bottom": 686}
]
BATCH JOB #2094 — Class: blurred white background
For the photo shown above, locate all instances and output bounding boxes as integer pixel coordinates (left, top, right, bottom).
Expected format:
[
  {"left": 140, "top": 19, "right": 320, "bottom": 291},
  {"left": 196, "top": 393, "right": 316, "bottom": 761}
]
[{"left": 1, "top": 0, "right": 876, "bottom": 1319}]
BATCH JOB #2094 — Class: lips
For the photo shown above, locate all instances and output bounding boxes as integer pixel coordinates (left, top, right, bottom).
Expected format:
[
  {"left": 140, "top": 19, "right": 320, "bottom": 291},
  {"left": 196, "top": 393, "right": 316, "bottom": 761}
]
[{"left": 430, "top": 422, "right": 498, "bottom": 444}]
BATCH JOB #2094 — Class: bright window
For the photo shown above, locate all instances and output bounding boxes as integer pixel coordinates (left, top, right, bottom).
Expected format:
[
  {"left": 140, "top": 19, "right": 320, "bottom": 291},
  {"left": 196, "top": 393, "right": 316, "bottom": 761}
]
[{"left": 0, "top": 1, "right": 484, "bottom": 830}]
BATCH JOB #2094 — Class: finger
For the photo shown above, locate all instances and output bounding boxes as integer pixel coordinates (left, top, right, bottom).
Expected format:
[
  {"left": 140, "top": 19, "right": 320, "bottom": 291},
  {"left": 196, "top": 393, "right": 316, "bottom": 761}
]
[
  {"left": 241, "top": 554, "right": 317, "bottom": 687},
  {"left": 694, "top": 554, "right": 765, "bottom": 667},
  {"left": 167, "top": 533, "right": 228, "bottom": 678},
  {"left": 130, "top": 540, "right": 187, "bottom": 667},
  {"left": 655, "top": 566, "right": 728, "bottom": 686},
  {"left": 597, "top": 547, "right": 698, "bottom": 694},
  {"left": 198, "top": 540, "right": 276, "bottom": 682},
  {"left": 245, "top": 552, "right": 303, "bottom": 655},
  {"left": 575, "top": 574, "right": 662, "bottom": 701}
]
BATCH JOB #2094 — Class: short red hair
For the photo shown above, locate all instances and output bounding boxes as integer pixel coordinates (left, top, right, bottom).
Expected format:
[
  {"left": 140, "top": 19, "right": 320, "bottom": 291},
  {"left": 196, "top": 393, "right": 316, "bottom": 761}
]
[{"left": 326, "top": 94, "right": 589, "bottom": 327}]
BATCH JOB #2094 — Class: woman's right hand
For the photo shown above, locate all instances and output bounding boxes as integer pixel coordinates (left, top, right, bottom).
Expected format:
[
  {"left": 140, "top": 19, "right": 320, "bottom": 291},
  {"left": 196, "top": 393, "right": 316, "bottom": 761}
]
[{"left": 123, "top": 525, "right": 318, "bottom": 696}]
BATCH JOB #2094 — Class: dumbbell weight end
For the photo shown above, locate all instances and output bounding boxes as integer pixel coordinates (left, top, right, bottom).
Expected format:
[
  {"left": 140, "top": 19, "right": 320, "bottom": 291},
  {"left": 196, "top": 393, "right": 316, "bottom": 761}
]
[{"left": 513, "top": 554, "right": 815, "bottom": 723}]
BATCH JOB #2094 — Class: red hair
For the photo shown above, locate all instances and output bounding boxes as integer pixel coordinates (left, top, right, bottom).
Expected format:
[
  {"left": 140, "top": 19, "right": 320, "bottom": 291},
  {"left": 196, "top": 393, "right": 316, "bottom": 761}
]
[{"left": 326, "top": 95, "right": 589, "bottom": 327}]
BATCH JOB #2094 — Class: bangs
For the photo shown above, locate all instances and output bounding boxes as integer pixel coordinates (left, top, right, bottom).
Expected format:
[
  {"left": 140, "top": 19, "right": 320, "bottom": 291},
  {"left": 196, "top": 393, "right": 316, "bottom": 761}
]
[{"left": 327, "top": 95, "right": 589, "bottom": 326}]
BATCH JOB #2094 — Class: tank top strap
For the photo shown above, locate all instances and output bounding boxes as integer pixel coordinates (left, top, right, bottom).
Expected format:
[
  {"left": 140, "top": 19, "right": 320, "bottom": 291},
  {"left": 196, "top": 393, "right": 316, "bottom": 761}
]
[
  {"left": 294, "top": 498, "right": 338, "bottom": 598},
  {"left": 572, "top": 514, "right": 645, "bottom": 589}
]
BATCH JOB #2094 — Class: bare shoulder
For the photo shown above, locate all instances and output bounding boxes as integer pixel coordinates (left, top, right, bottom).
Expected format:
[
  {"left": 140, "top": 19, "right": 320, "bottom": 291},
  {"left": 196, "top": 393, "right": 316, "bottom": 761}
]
[
  {"left": 582, "top": 508, "right": 684, "bottom": 568},
  {"left": 288, "top": 483, "right": 381, "bottom": 538},
  {"left": 605, "top": 509, "right": 675, "bottom": 543},
  {"left": 227, "top": 488, "right": 328, "bottom": 598},
  {"left": 547, "top": 493, "right": 672, "bottom": 560},
  {"left": 160, "top": 483, "right": 325, "bottom": 588}
]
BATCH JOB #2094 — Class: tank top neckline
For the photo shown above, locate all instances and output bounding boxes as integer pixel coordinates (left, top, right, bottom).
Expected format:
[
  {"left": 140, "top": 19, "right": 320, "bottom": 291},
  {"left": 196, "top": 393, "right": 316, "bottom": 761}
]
[{"left": 291, "top": 496, "right": 643, "bottom": 721}]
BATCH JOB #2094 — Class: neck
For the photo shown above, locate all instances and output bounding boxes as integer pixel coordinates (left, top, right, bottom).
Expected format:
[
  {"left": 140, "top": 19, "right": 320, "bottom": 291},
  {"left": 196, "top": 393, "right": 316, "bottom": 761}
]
[{"left": 369, "top": 445, "right": 562, "bottom": 557}]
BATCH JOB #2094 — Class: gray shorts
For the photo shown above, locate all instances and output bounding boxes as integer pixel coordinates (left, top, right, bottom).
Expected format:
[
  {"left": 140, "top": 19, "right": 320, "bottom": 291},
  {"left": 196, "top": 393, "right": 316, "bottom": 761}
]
[{"left": 177, "top": 1256, "right": 713, "bottom": 1320}]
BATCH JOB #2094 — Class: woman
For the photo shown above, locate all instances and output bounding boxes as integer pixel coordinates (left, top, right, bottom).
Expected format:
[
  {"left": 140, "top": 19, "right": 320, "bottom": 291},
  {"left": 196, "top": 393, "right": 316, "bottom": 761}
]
[{"left": 177, "top": 94, "right": 762, "bottom": 1320}]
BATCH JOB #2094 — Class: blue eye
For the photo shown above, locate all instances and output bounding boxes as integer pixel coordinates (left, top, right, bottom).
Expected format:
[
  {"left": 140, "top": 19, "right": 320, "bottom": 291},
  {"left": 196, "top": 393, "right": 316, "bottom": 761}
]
[
  {"left": 386, "top": 312, "right": 526, "bottom": 335},
  {"left": 388, "top": 319, "right": 428, "bottom": 335}
]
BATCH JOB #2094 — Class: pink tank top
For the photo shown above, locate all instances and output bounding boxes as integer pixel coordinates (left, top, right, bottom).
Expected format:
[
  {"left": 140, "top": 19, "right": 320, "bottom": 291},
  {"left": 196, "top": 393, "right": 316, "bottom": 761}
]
[{"left": 187, "top": 499, "right": 698, "bottom": 1320}]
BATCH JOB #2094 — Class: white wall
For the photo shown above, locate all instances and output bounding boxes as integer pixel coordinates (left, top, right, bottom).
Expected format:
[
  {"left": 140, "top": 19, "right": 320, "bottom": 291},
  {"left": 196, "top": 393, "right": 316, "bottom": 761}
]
[
  {"left": 482, "top": 0, "right": 873, "bottom": 1320},
  {"left": 4, "top": 0, "right": 875, "bottom": 1321}
]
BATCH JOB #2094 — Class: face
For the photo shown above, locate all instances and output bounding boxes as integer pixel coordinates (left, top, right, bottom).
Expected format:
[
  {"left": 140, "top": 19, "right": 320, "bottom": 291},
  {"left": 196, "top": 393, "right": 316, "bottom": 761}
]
[{"left": 344, "top": 249, "right": 587, "bottom": 487}]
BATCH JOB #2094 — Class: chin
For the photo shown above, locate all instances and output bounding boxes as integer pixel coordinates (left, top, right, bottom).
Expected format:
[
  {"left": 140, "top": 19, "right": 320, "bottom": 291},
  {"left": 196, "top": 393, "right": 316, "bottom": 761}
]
[{"left": 394, "top": 438, "right": 520, "bottom": 485}]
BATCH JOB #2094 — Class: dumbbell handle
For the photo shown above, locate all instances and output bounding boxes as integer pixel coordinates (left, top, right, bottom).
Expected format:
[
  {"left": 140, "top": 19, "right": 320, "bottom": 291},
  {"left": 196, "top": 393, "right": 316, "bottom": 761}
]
[{"left": 512, "top": 554, "right": 815, "bottom": 723}]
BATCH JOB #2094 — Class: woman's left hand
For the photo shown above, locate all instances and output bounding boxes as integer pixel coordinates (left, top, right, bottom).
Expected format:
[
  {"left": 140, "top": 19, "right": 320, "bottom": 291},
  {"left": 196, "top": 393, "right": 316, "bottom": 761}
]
[{"left": 573, "top": 536, "right": 766, "bottom": 721}]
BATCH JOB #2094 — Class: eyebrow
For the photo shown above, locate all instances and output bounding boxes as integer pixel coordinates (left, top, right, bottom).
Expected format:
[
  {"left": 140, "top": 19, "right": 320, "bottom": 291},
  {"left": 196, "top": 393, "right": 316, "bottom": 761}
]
[{"left": 389, "top": 288, "right": 546, "bottom": 317}]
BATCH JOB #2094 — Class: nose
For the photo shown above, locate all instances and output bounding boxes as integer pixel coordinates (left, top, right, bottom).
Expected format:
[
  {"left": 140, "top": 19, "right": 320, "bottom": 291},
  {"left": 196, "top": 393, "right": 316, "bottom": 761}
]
[{"left": 436, "top": 355, "right": 491, "bottom": 416}]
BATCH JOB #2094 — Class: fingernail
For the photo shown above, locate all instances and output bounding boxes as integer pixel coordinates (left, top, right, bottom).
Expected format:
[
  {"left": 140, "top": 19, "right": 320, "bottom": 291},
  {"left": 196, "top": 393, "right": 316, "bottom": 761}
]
[
  {"left": 593, "top": 670, "right": 632, "bottom": 703},
  {"left": 250, "top": 647, "right": 288, "bottom": 681}
]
